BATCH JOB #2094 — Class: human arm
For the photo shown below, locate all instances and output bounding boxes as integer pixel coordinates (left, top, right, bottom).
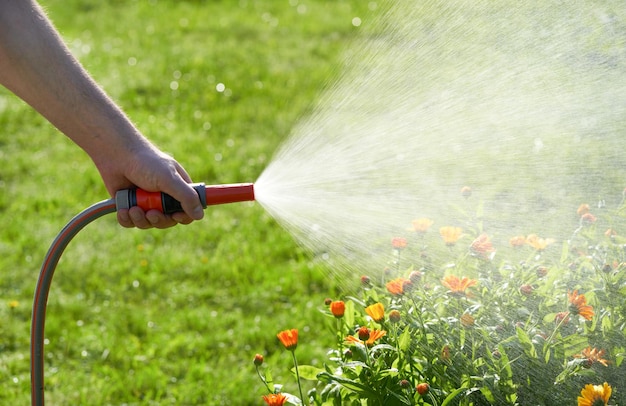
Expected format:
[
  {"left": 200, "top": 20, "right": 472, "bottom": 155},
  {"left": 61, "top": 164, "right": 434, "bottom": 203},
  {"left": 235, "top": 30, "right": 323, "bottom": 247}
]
[{"left": 0, "top": 0, "right": 204, "bottom": 228}]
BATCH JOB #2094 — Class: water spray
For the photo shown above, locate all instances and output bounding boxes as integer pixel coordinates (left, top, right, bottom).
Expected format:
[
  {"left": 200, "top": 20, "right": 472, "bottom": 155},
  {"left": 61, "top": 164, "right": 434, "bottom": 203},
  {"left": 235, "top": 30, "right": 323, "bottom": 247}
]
[{"left": 30, "top": 183, "right": 254, "bottom": 406}]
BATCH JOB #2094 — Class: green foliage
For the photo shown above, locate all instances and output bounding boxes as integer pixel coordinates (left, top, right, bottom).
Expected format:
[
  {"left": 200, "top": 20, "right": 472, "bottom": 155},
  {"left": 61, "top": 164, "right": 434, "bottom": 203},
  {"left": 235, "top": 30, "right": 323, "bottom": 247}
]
[{"left": 258, "top": 193, "right": 626, "bottom": 405}]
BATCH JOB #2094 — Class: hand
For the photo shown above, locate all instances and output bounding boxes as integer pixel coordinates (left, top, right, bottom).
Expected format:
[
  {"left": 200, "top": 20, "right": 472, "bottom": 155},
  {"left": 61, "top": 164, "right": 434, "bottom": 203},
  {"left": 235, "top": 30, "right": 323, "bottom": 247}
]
[{"left": 96, "top": 144, "right": 205, "bottom": 229}]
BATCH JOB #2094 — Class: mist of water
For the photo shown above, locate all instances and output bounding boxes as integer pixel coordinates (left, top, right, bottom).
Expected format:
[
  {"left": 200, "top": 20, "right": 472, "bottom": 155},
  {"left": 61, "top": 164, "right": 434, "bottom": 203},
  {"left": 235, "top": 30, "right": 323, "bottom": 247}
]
[{"left": 255, "top": 0, "right": 626, "bottom": 278}]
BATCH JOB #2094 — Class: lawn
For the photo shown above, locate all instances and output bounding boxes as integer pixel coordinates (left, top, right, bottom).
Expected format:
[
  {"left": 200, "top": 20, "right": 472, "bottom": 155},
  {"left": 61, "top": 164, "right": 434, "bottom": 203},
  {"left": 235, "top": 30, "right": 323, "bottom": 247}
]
[{"left": 0, "top": 0, "right": 373, "bottom": 404}]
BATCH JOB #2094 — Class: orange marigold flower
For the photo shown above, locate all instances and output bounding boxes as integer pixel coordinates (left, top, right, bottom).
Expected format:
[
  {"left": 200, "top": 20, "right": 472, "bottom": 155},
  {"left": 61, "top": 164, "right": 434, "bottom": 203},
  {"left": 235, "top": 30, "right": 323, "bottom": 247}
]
[
  {"left": 441, "top": 275, "right": 477, "bottom": 297},
  {"left": 329, "top": 301, "right": 345, "bottom": 318},
  {"left": 365, "top": 302, "right": 385, "bottom": 322},
  {"left": 276, "top": 329, "right": 298, "bottom": 351},
  {"left": 263, "top": 393, "right": 288, "bottom": 406},
  {"left": 411, "top": 218, "right": 434, "bottom": 233},
  {"left": 386, "top": 277, "right": 408, "bottom": 295},
  {"left": 440, "top": 226, "right": 463, "bottom": 246},
  {"left": 392, "top": 237, "right": 408, "bottom": 250},
  {"left": 577, "top": 203, "right": 590, "bottom": 216},
  {"left": 574, "top": 346, "right": 610, "bottom": 367},
  {"left": 577, "top": 382, "right": 611, "bottom": 406},
  {"left": 509, "top": 235, "right": 526, "bottom": 248},
  {"left": 470, "top": 233, "right": 495, "bottom": 259},
  {"left": 526, "top": 234, "right": 555, "bottom": 251},
  {"left": 346, "top": 328, "right": 386, "bottom": 347},
  {"left": 568, "top": 290, "right": 595, "bottom": 321},
  {"left": 580, "top": 212, "right": 597, "bottom": 225}
]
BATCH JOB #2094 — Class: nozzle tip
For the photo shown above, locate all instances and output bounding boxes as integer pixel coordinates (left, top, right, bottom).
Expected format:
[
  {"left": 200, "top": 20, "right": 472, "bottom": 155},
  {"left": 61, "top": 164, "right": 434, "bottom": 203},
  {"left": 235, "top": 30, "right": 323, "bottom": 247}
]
[{"left": 205, "top": 183, "right": 255, "bottom": 206}]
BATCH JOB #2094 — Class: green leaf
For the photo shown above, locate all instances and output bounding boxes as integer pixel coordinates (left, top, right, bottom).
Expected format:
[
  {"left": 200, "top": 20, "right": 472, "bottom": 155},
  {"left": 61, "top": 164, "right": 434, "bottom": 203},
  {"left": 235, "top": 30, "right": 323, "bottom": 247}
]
[
  {"left": 295, "top": 365, "right": 325, "bottom": 381},
  {"left": 344, "top": 300, "right": 356, "bottom": 330},
  {"left": 516, "top": 326, "right": 537, "bottom": 358},
  {"left": 441, "top": 387, "right": 466, "bottom": 406},
  {"left": 398, "top": 327, "right": 411, "bottom": 352},
  {"left": 316, "top": 372, "right": 379, "bottom": 398}
]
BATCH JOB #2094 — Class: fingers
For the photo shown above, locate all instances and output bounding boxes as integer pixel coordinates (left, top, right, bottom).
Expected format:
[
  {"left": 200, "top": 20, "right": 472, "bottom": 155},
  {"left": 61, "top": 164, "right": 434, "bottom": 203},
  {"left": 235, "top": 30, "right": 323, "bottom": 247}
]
[
  {"left": 117, "top": 207, "right": 193, "bottom": 229},
  {"left": 161, "top": 171, "right": 205, "bottom": 222}
]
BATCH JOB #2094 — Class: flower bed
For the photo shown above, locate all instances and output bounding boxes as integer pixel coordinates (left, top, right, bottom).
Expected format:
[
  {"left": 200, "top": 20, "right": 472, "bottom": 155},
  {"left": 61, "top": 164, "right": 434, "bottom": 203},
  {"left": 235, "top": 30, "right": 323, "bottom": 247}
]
[{"left": 255, "top": 190, "right": 626, "bottom": 405}]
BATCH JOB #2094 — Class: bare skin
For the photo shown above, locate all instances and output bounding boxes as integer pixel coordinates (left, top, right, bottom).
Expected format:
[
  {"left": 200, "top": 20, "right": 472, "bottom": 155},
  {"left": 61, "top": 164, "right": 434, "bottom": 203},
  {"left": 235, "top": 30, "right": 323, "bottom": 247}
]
[{"left": 0, "top": 0, "right": 204, "bottom": 228}]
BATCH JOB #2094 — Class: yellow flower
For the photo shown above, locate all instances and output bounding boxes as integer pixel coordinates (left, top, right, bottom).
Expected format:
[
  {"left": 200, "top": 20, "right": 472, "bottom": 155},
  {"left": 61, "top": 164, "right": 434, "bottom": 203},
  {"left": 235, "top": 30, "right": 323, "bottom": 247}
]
[
  {"left": 577, "top": 382, "right": 611, "bottom": 406},
  {"left": 276, "top": 329, "right": 298, "bottom": 351},
  {"left": 568, "top": 290, "right": 595, "bottom": 321},
  {"left": 411, "top": 218, "right": 434, "bottom": 233},
  {"left": 8, "top": 300, "right": 19, "bottom": 309},
  {"left": 525, "top": 234, "right": 555, "bottom": 251},
  {"left": 365, "top": 303, "right": 385, "bottom": 322},
  {"left": 440, "top": 226, "right": 463, "bottom": 245},
  {"left": 441, "top": 275, "right": 477, "bottom": 297}
]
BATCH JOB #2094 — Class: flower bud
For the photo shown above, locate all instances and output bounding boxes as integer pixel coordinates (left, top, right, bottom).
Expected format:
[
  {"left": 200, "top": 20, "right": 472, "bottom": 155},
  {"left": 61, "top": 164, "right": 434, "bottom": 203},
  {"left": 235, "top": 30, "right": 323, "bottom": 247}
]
[
  {"left": 409, "top": 270, "right": 423, "bottom": 283},
  {"left": 357, "top": 326, "right": 370, "bottom": 341},
  {"left": 519, "top": 284, "right": 534, "bottom": 296},
  {"left": 253, "top": 353, "right": 264, "bottom": 366},
  {"left": 416, "top": 382, "right": 430, "bottom": 395},
  {"left": 389, "top": 310, "right": 402, "bottom": 324},
  {"left": 329, "top": 300, "right": 346, "bottom": 318},
  {"left": 360, "top": 275, "right": 371, "bottom": 287},
  {"left": 461, "top": 186, "right": 472, "bottom": 199}
]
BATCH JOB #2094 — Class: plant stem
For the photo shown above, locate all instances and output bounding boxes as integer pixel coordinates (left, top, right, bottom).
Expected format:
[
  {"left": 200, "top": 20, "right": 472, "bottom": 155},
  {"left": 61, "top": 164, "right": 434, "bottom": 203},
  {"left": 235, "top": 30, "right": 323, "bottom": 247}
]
[
  {"left": 256, "top": 366, "right": 273, "bottom": 393},
  {"left": 291, "top": 351, "right": 306, "bottom": 404}
]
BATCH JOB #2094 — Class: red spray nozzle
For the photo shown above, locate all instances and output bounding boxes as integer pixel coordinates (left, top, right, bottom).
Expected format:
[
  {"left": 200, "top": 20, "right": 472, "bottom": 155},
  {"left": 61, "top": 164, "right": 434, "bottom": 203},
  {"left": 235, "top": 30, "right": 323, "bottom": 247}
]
[
  {"left": 205, "top": 183, "right": 255, "bottom": 206},
  {"left": 115, "top": 182, "right": 255, "bottom": 214}
]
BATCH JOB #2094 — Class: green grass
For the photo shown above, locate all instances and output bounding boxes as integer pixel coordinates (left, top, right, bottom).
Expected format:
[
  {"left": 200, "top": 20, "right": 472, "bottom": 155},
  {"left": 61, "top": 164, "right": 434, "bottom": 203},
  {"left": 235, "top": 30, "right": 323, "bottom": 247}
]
[{"left": 0, "top": 1, "right": 373, "bottom": 404}]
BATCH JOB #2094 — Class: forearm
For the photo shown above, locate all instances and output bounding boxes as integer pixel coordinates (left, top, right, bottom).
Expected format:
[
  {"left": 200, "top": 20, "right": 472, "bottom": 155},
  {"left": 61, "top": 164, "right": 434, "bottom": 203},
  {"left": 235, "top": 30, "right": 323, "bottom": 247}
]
[{"left": 0, "top": 0, "right": 147, "bottom": 165}]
